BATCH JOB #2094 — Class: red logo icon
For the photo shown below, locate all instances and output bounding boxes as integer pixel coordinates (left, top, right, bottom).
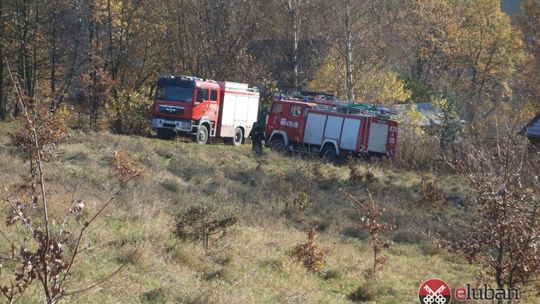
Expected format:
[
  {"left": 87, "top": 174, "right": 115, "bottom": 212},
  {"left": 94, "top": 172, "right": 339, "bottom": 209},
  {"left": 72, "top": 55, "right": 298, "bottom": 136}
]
[{"left": 419, "top": 278, "right": 451, "bottom": 304}]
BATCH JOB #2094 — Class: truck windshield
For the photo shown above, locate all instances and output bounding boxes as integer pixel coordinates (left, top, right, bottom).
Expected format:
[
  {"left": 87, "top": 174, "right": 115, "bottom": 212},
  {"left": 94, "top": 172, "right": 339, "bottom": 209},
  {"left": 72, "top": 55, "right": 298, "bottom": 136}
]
[
  {"left": 155, "top": 78, "right": 195, "bottom": 102},
  {"left": 156, "top": 86, "right": 193, "bottom": 102}
]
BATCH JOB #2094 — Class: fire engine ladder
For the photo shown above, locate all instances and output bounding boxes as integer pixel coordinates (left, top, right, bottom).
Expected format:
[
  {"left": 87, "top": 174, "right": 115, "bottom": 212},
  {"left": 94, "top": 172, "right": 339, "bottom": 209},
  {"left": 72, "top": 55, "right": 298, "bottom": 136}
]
[{"left": 315, "top": 102, "right": 394, "bottom": 119}]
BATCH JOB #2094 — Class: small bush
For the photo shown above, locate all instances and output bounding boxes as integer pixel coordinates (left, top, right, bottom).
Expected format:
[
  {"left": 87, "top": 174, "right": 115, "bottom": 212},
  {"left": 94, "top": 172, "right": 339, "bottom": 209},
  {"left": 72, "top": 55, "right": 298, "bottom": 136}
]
[
  {"left": 364, "top": 170, "right": 379, "bottom": 184},
  {"left": 141, "top": 287, "right": 166, "bottom": 303},
  {"left": 287, "top": 191, "right": 310, "bottom": 212},
  {"left": 348, "top": 159, "right": 378, "bottom": 184},
  {"left": 419, "top": 175, "right": 447, "bottom": 207},
  {"left": 419, "top": 242, "right": 444, "bottom": 256},
  {"left": 292, "top": 228, "right": 326, "bottom": 272},
  {"left": 161, "top": 178, "right": 181, "bottom": 193},
  {"left": 173, "top": 199, "right": 238, "bottom": 253},
  {"left": 201, "top": 267, "right": 227, "bottom": 281},
  {"left": 348, "top": 158, "right": 364, "bottom": 182},
  {"left": 321, "top": 269, "right": 342, "bottom": 280},
  {"left": 349, "top": 282, "right": 375, "bottom": 302}
]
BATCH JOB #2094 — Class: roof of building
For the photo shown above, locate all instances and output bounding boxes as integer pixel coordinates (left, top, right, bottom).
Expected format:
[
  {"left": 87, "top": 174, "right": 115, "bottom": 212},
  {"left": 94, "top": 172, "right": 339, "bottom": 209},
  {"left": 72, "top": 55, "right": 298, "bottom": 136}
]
[{"left": 522, "top": 112, "right": 540, "bottom": 138}]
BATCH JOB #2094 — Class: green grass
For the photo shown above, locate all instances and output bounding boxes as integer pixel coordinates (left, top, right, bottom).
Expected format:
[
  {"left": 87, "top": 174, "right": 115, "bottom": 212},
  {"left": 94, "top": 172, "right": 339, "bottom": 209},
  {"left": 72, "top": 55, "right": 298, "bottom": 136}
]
[{"left": 0, "top": 122, "right": 538, "bottom": 303}]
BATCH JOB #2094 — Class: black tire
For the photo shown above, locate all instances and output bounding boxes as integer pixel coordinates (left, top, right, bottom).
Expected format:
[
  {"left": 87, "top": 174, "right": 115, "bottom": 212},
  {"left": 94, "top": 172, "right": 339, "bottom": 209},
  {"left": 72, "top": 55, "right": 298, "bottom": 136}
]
[
  {"left": 196, "top": 125, "right": 209, "bottom": 144},
  {"left": 321, "top": 144, "right": 337, "bottom": 162},
  {"left": 157, "top": 128, "right": 175, "bottom": 140},
  {"left": 233, "top": 128, "right": 243, "bottom": 146},
  {"left": 269, "top": 137, "right": 286, "bottom": 153}
]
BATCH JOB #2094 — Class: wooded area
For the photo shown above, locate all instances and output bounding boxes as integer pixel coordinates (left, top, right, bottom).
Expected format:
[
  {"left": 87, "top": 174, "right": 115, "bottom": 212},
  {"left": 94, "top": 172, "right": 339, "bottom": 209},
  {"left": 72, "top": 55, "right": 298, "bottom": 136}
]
[{"left": 0, "top": 0, "right": 538, "bottom": 128}]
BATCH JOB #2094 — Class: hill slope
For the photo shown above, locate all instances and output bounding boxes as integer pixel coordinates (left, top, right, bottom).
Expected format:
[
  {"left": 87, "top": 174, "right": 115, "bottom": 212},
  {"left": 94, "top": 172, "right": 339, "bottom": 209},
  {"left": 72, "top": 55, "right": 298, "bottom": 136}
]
[{"left": 0, "top": 123, "right": 538, "bottom": 303}]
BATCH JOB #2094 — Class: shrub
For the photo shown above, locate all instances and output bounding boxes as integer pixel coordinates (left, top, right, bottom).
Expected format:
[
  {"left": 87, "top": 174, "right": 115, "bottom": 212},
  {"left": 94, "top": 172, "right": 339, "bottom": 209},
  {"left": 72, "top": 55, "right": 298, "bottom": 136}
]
[
  {"left": 348, "top": 282, "right": 375, "bottom": 302},
  {"left": 141, "top": 287, "right": 166, "bottom": 303},
  {"left": 102, "top": 89, "right": 152, "bottom": 136},
  {"left": 286, "top": 191, "right": 310, "bottom": 212},
  {"left": 348, "top": 158, "right": 378, "bottom": 184},
  {"left": 342, "top": 190, "right": 397, "bottom": 275},
  {"left": 173, "top": 199, "right": 238, "bottom": 253},
  {"left": 419, "top": 175, "right": 447, "bottom": 207},
  {"left": 292, "top": 228, "right": 326, "bottom": 272},
  {"left": 161, "top": 178, "right": 181, "bottom": 193},
  {"left": 321, "top": 269, "right": 342, "bottom": 280}
]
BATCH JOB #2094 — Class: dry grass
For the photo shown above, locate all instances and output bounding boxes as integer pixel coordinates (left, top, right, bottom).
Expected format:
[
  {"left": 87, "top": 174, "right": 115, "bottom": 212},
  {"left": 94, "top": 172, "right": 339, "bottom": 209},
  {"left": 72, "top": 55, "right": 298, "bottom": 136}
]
[{"left": 0, "top": 122, "right": 539, "bottom": 303}]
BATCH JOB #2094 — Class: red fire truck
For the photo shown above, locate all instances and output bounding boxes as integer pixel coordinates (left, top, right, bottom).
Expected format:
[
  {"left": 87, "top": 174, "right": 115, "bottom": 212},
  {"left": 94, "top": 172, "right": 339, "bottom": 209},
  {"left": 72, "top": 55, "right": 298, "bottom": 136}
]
[
  {"left": 152, "top": 75, "right": 260, "bottom": 145},
  {"left": 265, "top": 97, "right": 398, "bottom": 160}
]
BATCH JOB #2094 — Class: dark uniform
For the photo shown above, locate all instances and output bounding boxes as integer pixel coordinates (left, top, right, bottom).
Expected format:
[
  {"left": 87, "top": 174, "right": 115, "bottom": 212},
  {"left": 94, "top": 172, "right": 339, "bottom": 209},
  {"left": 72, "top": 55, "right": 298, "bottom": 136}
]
[{"left": 249, "top": 122, "right": 265, "bottom": 155}]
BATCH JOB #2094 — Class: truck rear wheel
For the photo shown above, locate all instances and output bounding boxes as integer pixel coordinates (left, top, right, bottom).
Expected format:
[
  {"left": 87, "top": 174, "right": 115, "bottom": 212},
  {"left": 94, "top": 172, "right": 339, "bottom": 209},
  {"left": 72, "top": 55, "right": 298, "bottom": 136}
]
[
  {"left": 196, "top": 125, "right": 209, "bottom": 144},
  {"left": 321, "top": 145, "right": 337, "bottom": 162},
  {"left": 233, "top": 128, "right": 243, "bottom": 146}
]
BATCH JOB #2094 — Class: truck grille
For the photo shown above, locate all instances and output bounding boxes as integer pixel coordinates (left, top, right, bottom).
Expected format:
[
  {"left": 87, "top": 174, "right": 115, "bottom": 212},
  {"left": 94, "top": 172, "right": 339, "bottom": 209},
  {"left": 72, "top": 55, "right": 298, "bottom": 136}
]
[{"left": 159, "top": 105, "right": 184, "bottom": 115}]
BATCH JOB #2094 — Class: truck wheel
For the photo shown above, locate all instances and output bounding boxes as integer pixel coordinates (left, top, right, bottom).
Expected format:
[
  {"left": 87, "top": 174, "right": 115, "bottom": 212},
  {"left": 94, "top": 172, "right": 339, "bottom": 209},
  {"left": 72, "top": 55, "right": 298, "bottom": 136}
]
[
  {"left": 196, "top": 125, "right": 209, "bottom": 144},
  {"left": 233, "top": 128, "right": 243, "bottom": 146},
  {"left": 157, "top": 128, "right": 175, "bottom": 140},
  {"left": 270, "top": 137, "right": 286, "bottom": 153},
  {"left": 321, "top": 145, "right": 337, "bottom": 162}
]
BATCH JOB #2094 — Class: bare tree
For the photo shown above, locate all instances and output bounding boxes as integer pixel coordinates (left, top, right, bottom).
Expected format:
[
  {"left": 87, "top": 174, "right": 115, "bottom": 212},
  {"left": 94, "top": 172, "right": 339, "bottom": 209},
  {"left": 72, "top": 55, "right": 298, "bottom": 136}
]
[
  {"left": 0, "top": 65, "right": 141, "bottom": 303},
  {"left": 339, "top": 0, "right": 355, "bottom": 101},
  {"left": 276, "top": 0, "right": 308, "bottom": 90},
  {"left": 445, "top": 132, "right": 540, "bottom": 297}
]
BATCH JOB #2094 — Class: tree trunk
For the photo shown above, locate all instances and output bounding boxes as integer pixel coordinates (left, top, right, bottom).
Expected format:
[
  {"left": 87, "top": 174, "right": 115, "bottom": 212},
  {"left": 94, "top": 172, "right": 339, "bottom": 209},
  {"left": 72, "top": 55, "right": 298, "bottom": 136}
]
[
  {"left": 0, "top": 0, "right": 4, "bottom": 119},
  {"left": 290, "top": 0, "right": 303, "bottom": 91},
  {"left": 106, "top": 0, "right": 116, "bottom": 81},
  {"left": 50, "top": 0, "right": 57, "bottom": 111},
  {"left": 342, "top": 0, "right": 355, "bottom": 101},
  {"left": 30, "top": 1, "right": 38, "bottom": 99},
  {"left": 293, "top": 12, "right": 299, "bottom": 90},
  {"left": 16, "top": 0, "right": 30, "bottom": 102}
]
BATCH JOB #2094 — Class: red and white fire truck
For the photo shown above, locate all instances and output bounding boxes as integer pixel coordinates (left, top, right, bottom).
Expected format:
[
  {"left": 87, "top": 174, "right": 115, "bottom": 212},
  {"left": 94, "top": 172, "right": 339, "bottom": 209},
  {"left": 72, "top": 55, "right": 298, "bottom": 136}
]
[
  {"left": 152, "top": 75, "right": 260, "bottom": 145},
  {"left": 265, "top": 97, "right": 398, "bottom": 160}
]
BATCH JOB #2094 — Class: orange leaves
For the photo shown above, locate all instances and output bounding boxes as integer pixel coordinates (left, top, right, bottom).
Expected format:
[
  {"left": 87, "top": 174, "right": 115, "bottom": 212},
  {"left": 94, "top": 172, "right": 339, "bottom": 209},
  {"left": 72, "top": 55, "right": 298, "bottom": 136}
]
[
  {"left": 112, "top": 150, "right": 143, "bottom": 184},
  {"left": 292, "top": 228, "right": 326, "bottom": 272}
]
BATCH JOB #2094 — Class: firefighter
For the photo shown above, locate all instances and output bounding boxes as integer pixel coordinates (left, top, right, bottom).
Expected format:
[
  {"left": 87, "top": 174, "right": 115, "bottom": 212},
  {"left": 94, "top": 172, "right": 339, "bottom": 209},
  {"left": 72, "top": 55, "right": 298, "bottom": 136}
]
[{"left": 249, "top": 122, "right": 265, "bottom": 155}]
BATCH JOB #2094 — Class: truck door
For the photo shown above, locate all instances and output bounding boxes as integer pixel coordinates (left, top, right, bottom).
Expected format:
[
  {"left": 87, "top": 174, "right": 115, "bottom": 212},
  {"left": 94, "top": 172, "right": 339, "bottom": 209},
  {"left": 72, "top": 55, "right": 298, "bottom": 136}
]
[
  {"left": 266, "top": 101, "right": 284, "bottom": 136},
  {"left": 285, "top": 104, "right": 304, "bottom": 142},
  {"left": 194, "top": 87, "right": 218, "bottom": 122}
]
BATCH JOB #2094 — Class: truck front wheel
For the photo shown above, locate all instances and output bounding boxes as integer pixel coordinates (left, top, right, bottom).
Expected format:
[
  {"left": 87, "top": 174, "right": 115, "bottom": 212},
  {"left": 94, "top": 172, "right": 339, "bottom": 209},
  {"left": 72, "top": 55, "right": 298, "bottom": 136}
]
[
  {"left": 233, "top": 128, "right": 243, "bottom": 146},
  {"left": 196, "top": 125, "right": 209, "bottom": 144},
  {"left": 269, "top": 137, "right": 286, "bottom": 153}
]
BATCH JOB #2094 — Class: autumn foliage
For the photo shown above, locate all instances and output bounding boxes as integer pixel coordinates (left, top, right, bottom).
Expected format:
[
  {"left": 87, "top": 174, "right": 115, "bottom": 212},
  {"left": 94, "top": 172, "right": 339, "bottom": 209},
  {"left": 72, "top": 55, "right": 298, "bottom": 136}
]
[
  {"left": 1, "top": 84, "right": 141, "bottom": 303},
  {"left": 293, "top": 228, "right": 326, "bottom": 272},
  {"left": 445, "top": 136, "right": 540, "bottom": 290}
]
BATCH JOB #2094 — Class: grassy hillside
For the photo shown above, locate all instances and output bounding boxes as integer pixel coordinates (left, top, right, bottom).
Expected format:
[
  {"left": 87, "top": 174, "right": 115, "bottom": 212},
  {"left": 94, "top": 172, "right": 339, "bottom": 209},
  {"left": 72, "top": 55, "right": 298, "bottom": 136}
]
[{"left": 0, "top": 122, "right": 538, "bottom": 303}]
